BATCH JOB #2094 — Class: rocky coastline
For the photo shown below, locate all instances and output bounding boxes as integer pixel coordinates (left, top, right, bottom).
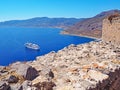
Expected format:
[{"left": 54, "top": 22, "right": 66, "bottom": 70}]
[
  {"left": 0, "top": 14, "right": 120, "bottom": 90},
  {"left": 0, "top": 41, "right": 120, "bottom": 90}
]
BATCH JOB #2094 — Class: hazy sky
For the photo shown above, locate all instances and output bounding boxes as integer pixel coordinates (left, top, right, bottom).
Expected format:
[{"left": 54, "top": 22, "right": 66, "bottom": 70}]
[{"left": 0, "top": 0, "right": 120, "bottom": 21}]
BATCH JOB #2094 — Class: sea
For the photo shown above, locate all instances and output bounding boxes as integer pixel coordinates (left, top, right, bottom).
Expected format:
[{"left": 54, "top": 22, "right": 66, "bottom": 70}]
[{"left": 0, "top": 27, "right": 94, "bottom": 66}]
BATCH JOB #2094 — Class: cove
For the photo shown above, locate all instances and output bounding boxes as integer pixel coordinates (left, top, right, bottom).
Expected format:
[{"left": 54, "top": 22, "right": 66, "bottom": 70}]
[{"left": 0, "top": 27, "right": 94, "bottom": 66}]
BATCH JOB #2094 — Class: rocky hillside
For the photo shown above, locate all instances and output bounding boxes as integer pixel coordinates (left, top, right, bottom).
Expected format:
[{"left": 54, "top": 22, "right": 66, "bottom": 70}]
[
  {"left": 63, "top": 9, "right": 120, "bottom": 38},
  {"left": 0, "top": 41, "right": 120, "bottom": 90},
  {"left": 0, "top": 17, "right": 83, "bottom": 29},
  {"left": 0, "top": 10, "right": 120, "bottom": 90},
  {"left": 102, "top": 14, "right": 120, "bottom": 45}
]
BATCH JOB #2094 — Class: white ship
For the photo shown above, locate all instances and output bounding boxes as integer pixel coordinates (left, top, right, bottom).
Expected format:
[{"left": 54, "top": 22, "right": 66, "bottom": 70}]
[{"left": 24, "top": 42, "right": 40, "bottom": 50}]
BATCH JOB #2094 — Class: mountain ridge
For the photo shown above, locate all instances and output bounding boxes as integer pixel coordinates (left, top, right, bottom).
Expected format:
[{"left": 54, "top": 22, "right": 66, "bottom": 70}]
[
  {"left": 63, "top": 9, "right": 120, "bottom": 38},
  {"left": 0, "top": 17, "right": 84, "bottom": 29}
]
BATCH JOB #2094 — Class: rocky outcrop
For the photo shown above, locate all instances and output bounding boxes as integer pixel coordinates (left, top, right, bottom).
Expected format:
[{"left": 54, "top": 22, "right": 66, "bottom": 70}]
[
  {"left": 63, "top": 9, "right": 120, "bottom": 38},
  {"left": 0, "top": 62, "right": 39, "bottom": 90},
  {"left": 102, "top": 14, "right": 120, "bottom": 45},
  {"left": 0, "top": 41, "right": 120, "bottom": 90},
  {"left": 31, "top": 41, "right": 120, "bottom": 90},
  {"left": 10, "top": 62, "right": 38, "bottom": 80}
]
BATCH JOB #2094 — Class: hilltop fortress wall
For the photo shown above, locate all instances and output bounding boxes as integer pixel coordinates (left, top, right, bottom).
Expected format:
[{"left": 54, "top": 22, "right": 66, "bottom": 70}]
[{"left": 102, "top": 14, "right": 120, "bottom": 45}]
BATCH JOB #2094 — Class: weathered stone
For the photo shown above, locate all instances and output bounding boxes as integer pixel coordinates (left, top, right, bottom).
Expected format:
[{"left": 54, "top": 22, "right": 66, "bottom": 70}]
[
  {"left": 0, "top": 66, "right": 8, "bottom": 75},
  {"left": 88, "top": 70, "right": 109, "bottom": 82},
  {"left": 10, "top": 62, "right": 38, "bottom": 80},
  {"left": 102, "top": 14, "right": 120, "bottom": 45},
  {"left": 109, "top": 77, "right": 120, "bottom": 90},
  {"left": 32, "top": 76, "right": 48, "bottom": 86},
  {"left": 56, "top": 86, "right": 74, "bottom": 90},
  {"left": 21, "top": 80, "right": 32, "bottom": 90},
  {"left": 48, "top": 69, "right": 54, "bottom": 79},
  {"left": 10, "top": 83, "right": 22, "bottom": 90},
  {"left": 8, "top": 75, "right": 19, "bottom": 83},
  {"left": 33, "top": 81, "right": 56, "bottom": 90},
  {"left": 0, "top": 81, "right": 10, "bottom": 90}
]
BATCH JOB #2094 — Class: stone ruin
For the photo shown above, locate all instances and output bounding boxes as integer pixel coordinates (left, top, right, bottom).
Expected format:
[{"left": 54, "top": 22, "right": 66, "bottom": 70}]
[{"left": 102, "top": 14, "right": 120, "bottom": 45}]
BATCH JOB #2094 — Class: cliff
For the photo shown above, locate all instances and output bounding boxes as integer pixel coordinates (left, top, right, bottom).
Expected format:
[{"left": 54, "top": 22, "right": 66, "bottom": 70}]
[
  {"left": 102, "top": 14, "right": 120, "bottom": 45},
  {"left": 63, "top": 9, "right": 120, "bottom": 38}
]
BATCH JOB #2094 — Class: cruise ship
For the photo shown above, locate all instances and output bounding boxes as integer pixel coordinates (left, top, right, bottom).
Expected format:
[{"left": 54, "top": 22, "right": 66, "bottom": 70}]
[{"left": 24, "top": 42, "right": 40, "bottom": 50}]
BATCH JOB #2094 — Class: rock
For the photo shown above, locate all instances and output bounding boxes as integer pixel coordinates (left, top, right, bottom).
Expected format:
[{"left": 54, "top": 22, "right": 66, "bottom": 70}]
[
  {"left": 0, "top": 81, "right": 10, "bottom": 90},
  {"left": 57, "top": 86, "right": 74, "bottom": 90},
  {"left": 0, "top": 66, "right": 4, "bottom": 71},
  {"left": 88, "top": 70, "right": 109, "bottom": 82},
  {"left": 32, "top": 76, "right": 48, "bottom": 86},
  {"left": 40, "top": 68, "right": 54, "bottom": 81},
  {"left": 12, "top": 80, "right": 36, "bottom": 90},
  {"left": 10, "top": 62, "right": 38, "bottom": 80},
  {"left": 8, "top": 75, "right": 19, "bottom": 83},
  {"left": 41, "top": 81, "right": 56, "bottom": 90},
  {"left": 21, "top": 80, "right": 32, "bottom": 90},
  {"left": 33, "top": 81, "right": 56, "bottom": 90},
  {"left": 102, "top": 14, "right": 120, "bottom": 45},
  {"left": 109, "top": 77, "right": 120, "bottom": 90},
  {"left": 0, "top": 66, "right": 8, "bottom": 75},
  {"left": 48, "top": 69, "right": 54, "bottom": 79},
  {"left": 10, "top": 83, "right": 22, "bottom": 90}
]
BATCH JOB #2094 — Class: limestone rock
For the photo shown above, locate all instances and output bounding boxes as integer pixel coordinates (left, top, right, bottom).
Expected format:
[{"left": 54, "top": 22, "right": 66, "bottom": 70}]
[
  {"left": 10, "top": 83, "right": 22, "bottom": 90},
  {"left": 33, "top": 81, "right": 56, "bottom": 90},
  {"left": 0, "top": 81, "right": 10, "bottom": 90},
  {"left": 10, "top": 62, "right": 38, "bottom": 80},
  {"left": 56, "top": 86, "right": 74, "bottom": 90},
  {"left": 102, "top": 14, "right": 120, "bottom": 45},
  {"left": 87, "top": 70, "right": 109, "bottom": 82},
  {"left": 21, "top": 80, "right": 32, "bottom": 90}
]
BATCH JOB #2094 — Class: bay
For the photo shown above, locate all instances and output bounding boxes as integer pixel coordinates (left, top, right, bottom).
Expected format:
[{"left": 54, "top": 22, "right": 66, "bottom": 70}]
[{"left": 0, "top": 27, "right": 94, "bottom": 66}]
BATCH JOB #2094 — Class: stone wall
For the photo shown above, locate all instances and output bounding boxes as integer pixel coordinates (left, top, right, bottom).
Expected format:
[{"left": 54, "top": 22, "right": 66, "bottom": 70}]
[{"left": 102, "top": 14, "right": 120, "bottom": 45}]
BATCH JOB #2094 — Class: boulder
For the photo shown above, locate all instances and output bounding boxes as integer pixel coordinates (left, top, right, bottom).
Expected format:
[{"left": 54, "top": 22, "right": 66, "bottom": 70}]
[{"left": 10, "top": 62, "right": 38, "bottom": 80}]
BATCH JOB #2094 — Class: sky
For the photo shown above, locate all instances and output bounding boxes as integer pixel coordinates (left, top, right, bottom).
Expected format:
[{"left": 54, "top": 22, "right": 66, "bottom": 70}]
[{"left": 0, "top": 0, "right": 120, "bottom": 21}]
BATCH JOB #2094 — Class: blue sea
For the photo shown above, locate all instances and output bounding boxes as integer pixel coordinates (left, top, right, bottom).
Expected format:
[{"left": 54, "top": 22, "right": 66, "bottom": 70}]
[{"left": 0, "top": 28, "right": 94, "bottom": 66}]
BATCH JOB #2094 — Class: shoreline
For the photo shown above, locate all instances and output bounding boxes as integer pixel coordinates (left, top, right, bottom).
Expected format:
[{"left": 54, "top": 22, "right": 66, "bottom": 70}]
[{"left": 60, "top": 31, "right": 101, "bottom": 40}]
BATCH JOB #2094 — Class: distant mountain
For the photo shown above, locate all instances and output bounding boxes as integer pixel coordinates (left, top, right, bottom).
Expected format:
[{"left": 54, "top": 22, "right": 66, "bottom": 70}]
[
  {"left": 63, "top": 9, "right": 120, "bottom": 38},
  {"left": 0, "top": 17, "right": 84, "bottom": 29}
]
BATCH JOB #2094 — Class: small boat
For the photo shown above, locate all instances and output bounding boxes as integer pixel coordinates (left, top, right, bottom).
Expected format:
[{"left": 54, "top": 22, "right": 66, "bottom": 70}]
[{"left": 24, "top": 42, "right": 40, "bottom": 50}]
